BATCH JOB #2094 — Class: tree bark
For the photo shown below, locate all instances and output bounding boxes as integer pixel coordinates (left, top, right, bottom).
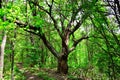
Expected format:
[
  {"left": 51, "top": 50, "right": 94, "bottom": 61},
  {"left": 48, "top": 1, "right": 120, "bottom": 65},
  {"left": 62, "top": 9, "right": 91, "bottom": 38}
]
[
  {"left": 0, "top": 32, "right": 7, "bottom": 79},
  {"left": 57, "top": 54, "right": 68, "bottom": 74},
  {"left": 57, "top": 30, "right": 70, "bottom": 74}
]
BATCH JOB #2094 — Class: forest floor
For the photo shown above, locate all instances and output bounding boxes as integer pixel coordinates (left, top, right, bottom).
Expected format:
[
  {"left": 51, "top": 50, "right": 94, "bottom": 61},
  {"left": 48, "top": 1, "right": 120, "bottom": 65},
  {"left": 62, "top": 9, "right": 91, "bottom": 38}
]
[
  {"left": 17, "top": 63, "right": 84, "bottom": 80},
  {"left": 23, "top": 68, "right": 68, "bottom": 80}
]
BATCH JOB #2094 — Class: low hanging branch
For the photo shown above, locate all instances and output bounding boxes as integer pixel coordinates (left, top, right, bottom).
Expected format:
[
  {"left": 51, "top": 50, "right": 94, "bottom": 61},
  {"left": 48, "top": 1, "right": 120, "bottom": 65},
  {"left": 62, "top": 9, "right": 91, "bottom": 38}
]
[{"left": 15, "top": 20, "right": 59, "bottom": 59}]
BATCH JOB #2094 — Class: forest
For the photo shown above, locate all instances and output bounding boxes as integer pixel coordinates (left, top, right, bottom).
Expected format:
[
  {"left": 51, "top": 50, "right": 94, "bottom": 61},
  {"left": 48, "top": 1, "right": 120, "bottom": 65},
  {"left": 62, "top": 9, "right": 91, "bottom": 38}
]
[{"left": 0, "top": 0, "right": 120, "bottom": 80}]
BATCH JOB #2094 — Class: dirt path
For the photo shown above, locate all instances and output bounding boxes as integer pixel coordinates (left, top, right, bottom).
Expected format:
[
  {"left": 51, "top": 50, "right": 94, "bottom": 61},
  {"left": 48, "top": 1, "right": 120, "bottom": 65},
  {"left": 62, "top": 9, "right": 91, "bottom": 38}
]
[
  {"left": 41, "top": 68, "right": 67, "bottom": 80},
  {"left": 23, "top": 68, "right": 67, "bottom": 80},
  {"left": 22, "top": 68, "right": 84, "bottom": 80},
  {"left": 16, "top": 63, "right": 43, "bottom": 80},
  {"left": 17, "top": 63, "right": 62, "bottom": 80},
  {"left": 23, "top": 70, "right": 43, "bottom": 80},
  {"left": 16, "top": 63, "right": 84, "bottom": 80}
]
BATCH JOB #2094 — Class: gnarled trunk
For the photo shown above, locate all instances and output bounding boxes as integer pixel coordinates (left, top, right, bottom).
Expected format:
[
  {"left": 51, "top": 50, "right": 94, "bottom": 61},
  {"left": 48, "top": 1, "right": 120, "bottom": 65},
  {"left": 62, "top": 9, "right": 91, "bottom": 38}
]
[{"left": 57, "top": 54, "right": 68, "bottom": 74}]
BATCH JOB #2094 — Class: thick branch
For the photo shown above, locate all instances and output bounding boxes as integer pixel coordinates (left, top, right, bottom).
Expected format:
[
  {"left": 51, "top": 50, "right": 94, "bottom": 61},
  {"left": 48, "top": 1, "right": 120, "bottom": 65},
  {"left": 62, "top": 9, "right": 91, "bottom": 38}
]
[
  {"left": 39, "top": 32, "right": 59, "bottom": 58},
  {"left": 15, "top": 20, "right": 59, "bottom": 58}
]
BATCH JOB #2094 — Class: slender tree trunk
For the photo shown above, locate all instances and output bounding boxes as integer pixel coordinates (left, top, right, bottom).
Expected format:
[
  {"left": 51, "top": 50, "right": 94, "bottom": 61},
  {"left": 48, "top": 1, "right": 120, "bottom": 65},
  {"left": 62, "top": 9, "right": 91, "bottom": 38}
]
[
  {"left": 11, "top": 41, "right": 15, "bottom": 80},
  {"left": 41, "top": 45, "right": 45, "bottom": 64},
  {"left": 0, "top": 32, "right": 7, "bottom": 79},
  {"left": 11, "top": 29, "right": 16, "bottom": 80}
]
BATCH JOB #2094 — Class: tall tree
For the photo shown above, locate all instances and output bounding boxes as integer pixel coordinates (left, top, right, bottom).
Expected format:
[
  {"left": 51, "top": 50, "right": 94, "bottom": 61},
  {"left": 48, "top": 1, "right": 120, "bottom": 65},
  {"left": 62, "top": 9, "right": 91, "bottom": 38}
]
[{"left": 14, "top": 0, "right": 96, "bottom": 74}]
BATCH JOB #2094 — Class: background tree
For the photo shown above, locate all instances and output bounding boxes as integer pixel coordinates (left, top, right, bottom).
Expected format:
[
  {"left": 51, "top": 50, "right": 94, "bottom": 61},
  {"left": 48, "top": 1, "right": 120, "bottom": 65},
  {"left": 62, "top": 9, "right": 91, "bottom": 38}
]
[
  {"left": 0, "top": 0, "right": 7, "bottom": 79},
  {"left": 0, "top": 32, "right": 7, "bottom": 79}
]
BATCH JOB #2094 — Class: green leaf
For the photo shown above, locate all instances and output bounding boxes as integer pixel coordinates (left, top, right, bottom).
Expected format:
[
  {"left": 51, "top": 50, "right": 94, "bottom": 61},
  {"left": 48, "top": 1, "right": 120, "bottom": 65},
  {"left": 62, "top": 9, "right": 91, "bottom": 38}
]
[{"left": 0, "top": 9, "right": 5, "bottom": 17}]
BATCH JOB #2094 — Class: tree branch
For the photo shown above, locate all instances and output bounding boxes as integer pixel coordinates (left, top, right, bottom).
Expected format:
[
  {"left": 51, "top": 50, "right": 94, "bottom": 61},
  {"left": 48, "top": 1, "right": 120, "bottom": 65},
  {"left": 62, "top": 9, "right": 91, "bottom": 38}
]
[
  {"left": 29, "top": 0, "right": 62, "bottom": 38},
  {"left": 67, "top": 6, "right": 82, "bottom": 29},
  {"left": 69, "top": 35, "right": 89, "bottom": 53},
  {"left": 70, "top": 13, "right": 88, "bottom": 35},
  {"left": 70, "top": 0, "right": 98, "bottom": 35},
  {"left": 115, "top": 0, "right": 120, "bottom": 15}
]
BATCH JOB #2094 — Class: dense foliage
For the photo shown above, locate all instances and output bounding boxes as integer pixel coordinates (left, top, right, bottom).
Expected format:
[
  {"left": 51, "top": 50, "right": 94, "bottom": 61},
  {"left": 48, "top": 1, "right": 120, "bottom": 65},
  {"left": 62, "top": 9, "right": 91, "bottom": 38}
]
[{"left": 0, "top": 0, "right": 120, "bottom": 80}]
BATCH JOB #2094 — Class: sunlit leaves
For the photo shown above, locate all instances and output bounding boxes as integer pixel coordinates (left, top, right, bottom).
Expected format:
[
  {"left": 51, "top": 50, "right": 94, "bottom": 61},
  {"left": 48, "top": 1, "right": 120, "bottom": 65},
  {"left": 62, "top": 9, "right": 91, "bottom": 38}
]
[
  {"left": 0, "top": 20, "right": 15, "bottom": 30},
  {"left": 33, "top": 16, "right": 45, "bottom": 28},
  {"left": 0, "top": 9, "right": 5, "bottom": 17}
]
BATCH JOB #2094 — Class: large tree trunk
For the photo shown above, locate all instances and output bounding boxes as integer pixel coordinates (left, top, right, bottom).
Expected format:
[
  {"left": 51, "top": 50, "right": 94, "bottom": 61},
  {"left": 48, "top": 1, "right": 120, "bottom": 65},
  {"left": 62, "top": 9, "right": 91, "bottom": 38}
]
[
  {"left": 57, "top": 30, "right": 70, "bottom": 74},
  {"left": 57, "top": 54, "right": 68, "bottom": 74}
]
